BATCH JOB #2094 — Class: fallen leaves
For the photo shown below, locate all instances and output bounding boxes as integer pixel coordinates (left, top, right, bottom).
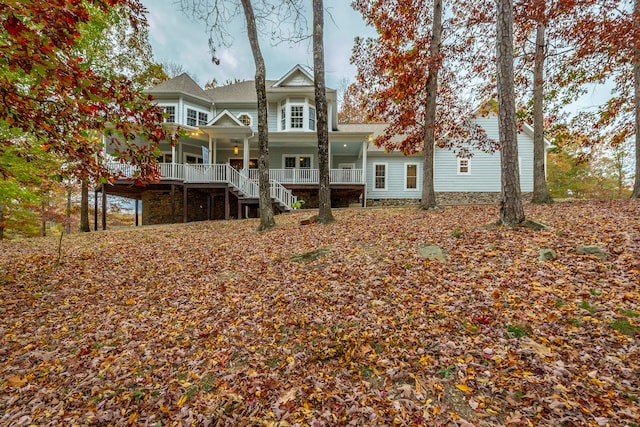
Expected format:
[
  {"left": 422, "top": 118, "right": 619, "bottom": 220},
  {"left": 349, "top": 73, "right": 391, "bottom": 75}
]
[{"left": 0, "top": 200, "right": 638, "bottom": 426}]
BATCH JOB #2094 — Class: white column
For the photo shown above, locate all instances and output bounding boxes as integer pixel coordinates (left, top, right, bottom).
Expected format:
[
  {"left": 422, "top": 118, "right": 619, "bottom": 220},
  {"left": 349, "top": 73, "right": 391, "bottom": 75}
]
[
  {"left": 243, "top": 136, "right": 249, "bottom": 172},
  {"left": 171, "top": 144, "right": 176, "bottom": 177},
  {"left": 328, "top": 141, "right": 332, "bottom": 169},
  {"left": 213, "top": 139, "right": 217, "bottom": 164},
  {"left": 362, "top": 139, "right": 368, "bottom": 207},
  {"left": 208, "top": 135, "right": 213, "bottom": 164}
]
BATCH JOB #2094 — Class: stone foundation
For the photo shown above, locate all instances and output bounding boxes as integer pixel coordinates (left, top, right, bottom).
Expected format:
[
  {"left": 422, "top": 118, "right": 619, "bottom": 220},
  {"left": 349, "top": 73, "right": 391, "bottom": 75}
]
[
  {"left": 142, "top": 188, "right": 235, "bottom": 225},
  {"left": 288, "top": 187, "right": 363, "bottom": 209},
  {"left": 367, "top": 192, "right": 533, "bottom": 207}
]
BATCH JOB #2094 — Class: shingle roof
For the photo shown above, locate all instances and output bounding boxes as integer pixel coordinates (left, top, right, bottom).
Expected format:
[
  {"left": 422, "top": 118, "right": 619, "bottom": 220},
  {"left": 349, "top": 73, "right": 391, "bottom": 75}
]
[
  {"left": 205, "top": 80, "right": 278, "bottom": 103},
  {"left": 146, "top": 73, "right": 210, "bottom": 101}
]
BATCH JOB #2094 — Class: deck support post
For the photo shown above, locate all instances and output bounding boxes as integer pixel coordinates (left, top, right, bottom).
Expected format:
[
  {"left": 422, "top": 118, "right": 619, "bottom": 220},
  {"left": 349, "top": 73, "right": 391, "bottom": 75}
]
[
  {"left": 170, "top": 184, "right": 176, "bottom": 223},
  {"left": 135, "top": 198, "right": 139, "bottom": 226},
  {"left": 101, "top": 185, "right": 107, "bottom": 230},
  {"left": 224, "top": 187, "right": 230, "bottom": 220},
  {"left": 243, "top": 136, "right": 249, "bottom": 173},
  {"left": 183, "top": 186, "right": 188, "bottom": 223},
  {"left": 94, "top": 188, "right": 98, "bottom": 231}
]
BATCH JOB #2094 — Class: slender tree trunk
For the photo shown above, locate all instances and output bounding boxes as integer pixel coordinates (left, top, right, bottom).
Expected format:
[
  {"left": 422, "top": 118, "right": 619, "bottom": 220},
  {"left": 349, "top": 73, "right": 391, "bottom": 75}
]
[
  {"left": 313, "top": 0, "right": 334, "bottom": 224},
  {"left": 0, "top": 202, "right": 4, "bottom": 240},
  {"left": 80, "top": 180, "right": 90, "bottom": 232},
  {"left": 530, "top": 20, "right": 553, "bottom": 204},
  {"left": 496, "top": 0, "right": 525, "bottom": 225},
  {"left": 65, "top": 188, "right": 71, "bottom": 234},
  {"left": 420, "top": 0, "right": 442, "bottom": 210},
  {"left": 41, "top": 184, "right": 47, "bottom": 237},
  {"left": 631, "top": 0, "right": 640, "bottom": 198},
  {"left": 240, "top": 0, "right": 275, "bottom": 230}
]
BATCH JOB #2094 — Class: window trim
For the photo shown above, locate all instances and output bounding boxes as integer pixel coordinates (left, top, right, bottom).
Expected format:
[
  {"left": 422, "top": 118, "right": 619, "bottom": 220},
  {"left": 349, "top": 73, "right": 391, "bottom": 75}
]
[
  {"left": 457, "top": 158, "right": 471, "bottom": 175},
  {"left": 198, "top": 111, "right": 208, "bottom": 126},
  {"left": 309, "top": 106, "right": 316, "bottom": 131},
  {"left": 404, "top": 162, "right": 419, "bottom": 190},
  {"left": 373, "top": 162, "right": 388, "bottom": 190},
  {"left": 278, "top": 97, "right": 316, "bottom": 131}
]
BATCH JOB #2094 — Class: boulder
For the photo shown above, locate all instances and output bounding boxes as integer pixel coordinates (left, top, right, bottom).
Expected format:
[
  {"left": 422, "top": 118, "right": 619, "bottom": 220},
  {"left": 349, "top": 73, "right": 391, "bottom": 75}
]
[
  {"left": 576, "top": 245, "right": 607, "bottom": 260},
  {"left": 419, "top": 245, "right": 446, "bottom": 262},
  {"left": 538, "top": 248, "right": 557, "bottom": 261}
]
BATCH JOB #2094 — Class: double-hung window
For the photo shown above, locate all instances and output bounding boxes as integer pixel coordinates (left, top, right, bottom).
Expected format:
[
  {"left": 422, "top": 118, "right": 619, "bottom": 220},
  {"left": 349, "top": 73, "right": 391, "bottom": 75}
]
[
  {"left": 405, "top": 163, "right": 418, "bottom": 189},
  {"left": 309, "top": 107, "right": 316, "bottom": 130},
  {"left": 187, "top": 109, "right": 197, "bottom": 126},
  {"left": 198, "top": 112, "right": 208, "bottom": 126},
  {"left": 374, "top": 164, "right": 387, "bottom": 190},
  {"left": 290, "top": 105, "right": 304, "bottom": 129},
  {"left": 457, "top": 158, "right": 471, "bottom": 175},
  {"left": 160, "top": 106, "right": 175, "bottom": 123}
]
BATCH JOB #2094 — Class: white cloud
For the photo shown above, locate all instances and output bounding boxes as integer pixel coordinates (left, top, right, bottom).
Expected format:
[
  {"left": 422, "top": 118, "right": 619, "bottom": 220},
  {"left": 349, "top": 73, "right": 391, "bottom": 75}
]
[{"left": 142, "top": 0, "right": 376, "bottom": 89}]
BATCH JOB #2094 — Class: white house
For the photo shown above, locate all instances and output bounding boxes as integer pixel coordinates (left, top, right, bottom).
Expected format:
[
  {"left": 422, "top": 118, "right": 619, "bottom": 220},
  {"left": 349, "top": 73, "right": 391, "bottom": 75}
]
[{"left": 100, "top": 65, "right": 540, "bottom": 225}]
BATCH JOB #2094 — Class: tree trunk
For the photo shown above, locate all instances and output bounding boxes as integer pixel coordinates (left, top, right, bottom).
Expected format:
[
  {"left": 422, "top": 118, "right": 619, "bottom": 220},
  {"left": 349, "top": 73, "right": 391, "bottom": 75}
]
[
  {"left": 66, "top": 188, "right": 71, "bottom": 234},
  {"left": 313, "top": 0, "right": 334, "bottom": 224},
  {"left": 530, "top": 20, "right": 553, "bottom": 204},
  {"left": 41, "top": 185, "right": 47, "bottom": 237},
  {"left": 240, "top": 0, "right": 275, "bottom": 230},
  {"left": 0, "top": 202, "right": 4, "bottom": 240},
  {"left": 420, "top": 0, "right": 442, "bottom": 210},
  {"left": 80, "top": 180, "right": 90, "bottom": 232},
  {"left": 496, "top": 0, "right": 525, "bottom": 226},
  {"left": 631, "top": 0, "right": 640, "bottom": 198}
]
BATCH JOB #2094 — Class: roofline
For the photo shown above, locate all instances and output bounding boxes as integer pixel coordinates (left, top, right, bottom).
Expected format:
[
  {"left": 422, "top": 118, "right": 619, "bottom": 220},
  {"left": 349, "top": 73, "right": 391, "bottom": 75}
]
[{"left": 146, "top": 90, "right": 213, "bottom": 106}]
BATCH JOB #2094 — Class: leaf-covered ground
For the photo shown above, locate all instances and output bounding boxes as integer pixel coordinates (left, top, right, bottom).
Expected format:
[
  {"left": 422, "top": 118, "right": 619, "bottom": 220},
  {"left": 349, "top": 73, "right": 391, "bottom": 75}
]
[{"left": 1, "top": 200, "right": 638, "bottom": 426}]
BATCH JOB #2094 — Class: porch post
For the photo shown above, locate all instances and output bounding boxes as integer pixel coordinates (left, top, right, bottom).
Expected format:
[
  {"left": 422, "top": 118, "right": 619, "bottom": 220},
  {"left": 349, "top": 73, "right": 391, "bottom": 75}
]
[
  {"left": 243, "top": 136, "right": 249, "bottom": 173},
  {"left": 362, "top": 140, "right": 368, "bottom": 207},
  {"left": 101, "top": 184, "right": 107, "bottom": 230},
  {"left": 213, "top": 139, "right": 217, "bottom": 164},
  {"left": 171, "top": 144, "right": 176, "bottom": 177},
  {"left": 208, "top": 135, "right": 213, "bottom": 164}
]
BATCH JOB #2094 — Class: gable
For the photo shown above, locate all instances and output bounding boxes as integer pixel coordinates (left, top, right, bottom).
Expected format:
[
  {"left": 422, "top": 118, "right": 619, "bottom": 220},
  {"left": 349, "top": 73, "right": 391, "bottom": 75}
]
[
  {"left": 273, "top": 65, "right": 314, "bottom": 87},
  {"left": 209, "top": 109, "right": 246, "bottom": 127}
]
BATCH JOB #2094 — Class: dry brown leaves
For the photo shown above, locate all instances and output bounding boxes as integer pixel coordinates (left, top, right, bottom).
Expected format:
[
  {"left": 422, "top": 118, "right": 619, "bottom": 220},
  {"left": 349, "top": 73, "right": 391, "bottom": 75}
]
[{"left": 0, "top": 200, "right": 638, "bottom": 426}]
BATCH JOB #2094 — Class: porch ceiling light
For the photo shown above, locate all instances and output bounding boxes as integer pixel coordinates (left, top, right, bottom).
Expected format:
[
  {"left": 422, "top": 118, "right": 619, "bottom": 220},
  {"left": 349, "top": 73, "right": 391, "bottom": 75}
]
[{"left": 234, "top": 145, "right": 239, "bottom": 155}]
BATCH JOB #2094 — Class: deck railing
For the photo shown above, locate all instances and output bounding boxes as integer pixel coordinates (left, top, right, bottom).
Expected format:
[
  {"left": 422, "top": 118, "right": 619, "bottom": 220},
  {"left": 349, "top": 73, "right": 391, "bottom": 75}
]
[{"left": 249, "top": 168, "right": 364, "bottom": 184}]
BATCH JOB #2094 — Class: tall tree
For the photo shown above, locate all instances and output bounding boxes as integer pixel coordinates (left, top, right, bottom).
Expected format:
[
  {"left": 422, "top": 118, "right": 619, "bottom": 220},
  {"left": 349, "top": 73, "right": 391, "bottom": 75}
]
[
  {"left": 633, "top": 0, "right": 640, "bottom": 198},
  {"left": 496, "top": 0, "right": 525, "bottom": 225},
  {"left": 179, "top": 0, "right": 306, "bottom": 231},
  {"left": 313, "top": 0, "right": 334, "bottom": 223},
  {"left": 240, "top": 0, "right": 276, "bottom": 230},
  {"left": 352, "top": 0, "right": 494, "bottom": 211}
]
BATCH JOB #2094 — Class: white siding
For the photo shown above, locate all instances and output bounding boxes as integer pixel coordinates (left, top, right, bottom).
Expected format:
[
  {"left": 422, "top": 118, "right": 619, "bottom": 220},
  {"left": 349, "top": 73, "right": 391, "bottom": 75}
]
[
  {"left": 367, "top": 156, "right": 423, "bottom": 199},
  {"left": 366, "top": 116, "right": 535, "bottom": 199}
]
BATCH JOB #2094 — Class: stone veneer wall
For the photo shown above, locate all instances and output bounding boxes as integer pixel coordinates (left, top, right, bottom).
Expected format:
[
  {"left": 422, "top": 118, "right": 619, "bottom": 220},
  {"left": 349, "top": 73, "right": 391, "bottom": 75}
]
[
  {"left": 142, "top": 189, "right": 213, "bottom": 225},
  {"left": 366, "top": 192, "right": 533, "bottom": 207}
]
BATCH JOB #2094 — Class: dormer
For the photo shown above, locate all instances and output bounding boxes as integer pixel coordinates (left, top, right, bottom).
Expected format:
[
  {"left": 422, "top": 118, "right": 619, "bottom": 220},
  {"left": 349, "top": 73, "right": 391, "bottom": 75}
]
[{"left": 146, "top": 73, "right": 214, "bottom": 127}]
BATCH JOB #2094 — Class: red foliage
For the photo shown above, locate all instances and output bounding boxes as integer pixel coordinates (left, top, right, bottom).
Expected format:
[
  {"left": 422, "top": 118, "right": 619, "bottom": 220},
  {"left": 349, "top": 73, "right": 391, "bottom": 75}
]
[{"left": 0, "top": 1, "right": 178, "bottom": 182}]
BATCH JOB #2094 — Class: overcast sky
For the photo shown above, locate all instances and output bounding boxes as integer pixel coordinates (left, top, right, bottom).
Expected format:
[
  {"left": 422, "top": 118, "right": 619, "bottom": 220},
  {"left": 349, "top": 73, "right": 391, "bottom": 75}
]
[{"left": 141, "top": 0, "right": 376, "bottom": 89}]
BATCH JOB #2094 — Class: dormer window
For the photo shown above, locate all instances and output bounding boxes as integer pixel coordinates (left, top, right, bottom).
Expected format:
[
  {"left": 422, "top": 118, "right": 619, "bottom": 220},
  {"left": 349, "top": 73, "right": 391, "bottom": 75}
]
[{"left": 278, "top": 98, "right": 317, "bottom": 131}]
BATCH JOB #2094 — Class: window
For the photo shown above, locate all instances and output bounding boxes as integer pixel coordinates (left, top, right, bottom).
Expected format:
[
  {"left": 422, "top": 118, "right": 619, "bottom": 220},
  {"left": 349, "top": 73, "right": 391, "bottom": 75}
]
[
  {"left": 284, "top": 157, "right": 296, "bottom": 168},
  {"left": 157, "top": 153, "right": 173, "bottom": 163},
  {"left": 374, "top": 164, "right": 387, "bottom": 190},
  {"left": 457, "top": 158, "right": 470, "bottom": 175},
  {"left": 405, "top": 163, "right": 418, "bottom": 189},
  {"left": 238, "top": 114, "right": 252, "bottom": 126},
  {"left": 290, "top": 105, "right": 304, "bottom": 128},
  {"left": 185, "top": 154, "right": 203, "bottom": 164},
  {"left": 198, "top": 112, "right": 208, "bottom": 126},
  {"left": 160, "top": 106, "right": 175, "bottom": 123},
  {"left": 299, "top": 156, "right": 311, "bottom": 168},
  {"left": 284, "top": 155, "right": 312, "bottom": 168},
  {"left": 309, "top": 107, "right": 316, "bottom": 130},
  {"left": 280, "top": 107, "right": 286, "bottom": 130},
  {"left": 187, "top": 109, "right": 197, "bottom": 126}
]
